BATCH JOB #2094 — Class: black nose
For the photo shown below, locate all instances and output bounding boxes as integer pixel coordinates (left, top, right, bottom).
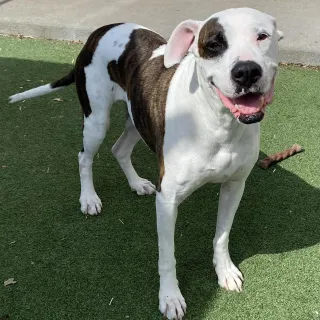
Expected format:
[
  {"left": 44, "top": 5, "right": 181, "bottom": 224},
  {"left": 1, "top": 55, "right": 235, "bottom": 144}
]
[{"left": 231, "top": 61, "right": 262, "bottom": 88}]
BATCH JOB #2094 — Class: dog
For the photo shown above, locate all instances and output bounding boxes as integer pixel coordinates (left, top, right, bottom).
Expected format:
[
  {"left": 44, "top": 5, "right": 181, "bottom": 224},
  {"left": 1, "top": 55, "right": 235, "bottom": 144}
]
[{"left": 9, "top": 7, "right": 283, "bottom": 319}]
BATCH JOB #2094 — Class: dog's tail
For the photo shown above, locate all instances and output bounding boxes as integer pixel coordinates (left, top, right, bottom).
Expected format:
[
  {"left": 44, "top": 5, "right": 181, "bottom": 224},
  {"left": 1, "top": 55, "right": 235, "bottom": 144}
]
[{"left": 9, "top": 69, "right": 75, "bottom": 103}]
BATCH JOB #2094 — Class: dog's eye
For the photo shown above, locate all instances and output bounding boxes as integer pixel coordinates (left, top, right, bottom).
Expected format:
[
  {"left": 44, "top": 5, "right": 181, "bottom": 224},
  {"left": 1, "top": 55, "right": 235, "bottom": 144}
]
[
  {"left": 216, "top": 32, "right": 225, "bottom": 43},
  {"left": 257, "top": 32, "right": 269, "bottom": 41},
  {"left": 202, "top": 32, "right": 228, "bottom": 58},
  {"left": 206, "top": 41, "right": 220, "bottom": 51},
  {"left": 205, "top": 33, "right": 226, "bottom": 51}
]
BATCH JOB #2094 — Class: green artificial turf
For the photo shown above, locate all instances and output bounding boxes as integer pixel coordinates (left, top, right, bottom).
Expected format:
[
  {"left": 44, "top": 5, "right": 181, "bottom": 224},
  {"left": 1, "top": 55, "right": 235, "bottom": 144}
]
[{"left": 1, "top": 35, "right": 320, "bottom": 320}]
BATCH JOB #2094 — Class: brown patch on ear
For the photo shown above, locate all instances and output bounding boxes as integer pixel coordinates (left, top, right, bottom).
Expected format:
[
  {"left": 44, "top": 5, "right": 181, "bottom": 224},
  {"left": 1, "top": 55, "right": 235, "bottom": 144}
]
[
  {"left": 108, "top": 29, "right": 177, "bottom": 192},
  {"left": 198, "top": 18, "right": 228, "bottom": 59},
  {"left": 75, "top": 23, "right": 123, "bottom": 117}
]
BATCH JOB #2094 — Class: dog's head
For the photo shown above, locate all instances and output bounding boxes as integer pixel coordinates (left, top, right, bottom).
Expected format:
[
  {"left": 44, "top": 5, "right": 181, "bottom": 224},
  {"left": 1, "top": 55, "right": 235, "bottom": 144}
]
[{"left": 164, "top": 8, "right": 283, "bottom": 124}]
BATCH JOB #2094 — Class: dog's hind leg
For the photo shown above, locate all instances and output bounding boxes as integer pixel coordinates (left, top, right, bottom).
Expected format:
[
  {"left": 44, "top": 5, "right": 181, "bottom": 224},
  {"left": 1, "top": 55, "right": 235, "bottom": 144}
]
[
  {"left": 112, "top": 116, "right": 156, "bottom": 195},
  {"left": 77, "top": 63, "right": 113, "bottom": 215}
]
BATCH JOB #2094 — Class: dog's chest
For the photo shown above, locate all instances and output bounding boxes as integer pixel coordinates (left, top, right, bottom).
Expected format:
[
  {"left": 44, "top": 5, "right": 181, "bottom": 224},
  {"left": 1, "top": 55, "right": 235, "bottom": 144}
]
[
  {"left": 204, "top": 142, "right": 257, "bottom": 182},
  {"left": 194, "top": 125, "right": 260, "bottom": 183}
]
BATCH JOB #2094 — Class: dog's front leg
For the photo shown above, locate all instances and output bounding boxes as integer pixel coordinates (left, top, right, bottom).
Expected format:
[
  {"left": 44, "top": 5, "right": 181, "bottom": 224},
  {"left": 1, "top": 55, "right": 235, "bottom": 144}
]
[
  {"left": 156, "top": 191, "right": 186, "bottom": 320},
  {"left": 213, "top": 179, "right": 246, "bottom": 292}
]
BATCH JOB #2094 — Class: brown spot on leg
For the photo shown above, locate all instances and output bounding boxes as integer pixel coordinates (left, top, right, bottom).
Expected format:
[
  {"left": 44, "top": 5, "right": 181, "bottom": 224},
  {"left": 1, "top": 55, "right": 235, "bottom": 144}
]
[{"left": 157, "top": 154, "right": 165, "bottom": 192}]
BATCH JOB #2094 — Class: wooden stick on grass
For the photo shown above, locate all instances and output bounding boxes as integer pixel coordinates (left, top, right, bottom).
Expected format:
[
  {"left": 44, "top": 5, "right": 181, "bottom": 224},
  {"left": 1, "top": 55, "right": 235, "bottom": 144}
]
[{"left": 258, "top": 144, "right": 304, "bottom": 169}]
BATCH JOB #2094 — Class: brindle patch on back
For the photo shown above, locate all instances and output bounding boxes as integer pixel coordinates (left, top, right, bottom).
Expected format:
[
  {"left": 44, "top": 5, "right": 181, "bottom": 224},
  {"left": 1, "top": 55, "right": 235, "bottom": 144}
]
[
  {"left": 198, "top": 18, "right": 228, "bottom": 59},
  {"left": 108, "top": 29, "right": 178, "bottom": 190},
  {"left": 75, "top": 23, "right": 123, "bottom": 117}
]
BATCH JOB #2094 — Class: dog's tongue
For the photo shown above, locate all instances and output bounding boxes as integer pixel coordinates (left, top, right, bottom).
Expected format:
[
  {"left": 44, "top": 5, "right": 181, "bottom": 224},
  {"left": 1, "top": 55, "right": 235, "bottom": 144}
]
[
  {"left": 216, "top": 89, "right": 263, "bottom": 116},
  {"left": 233, "top": 94, "right": 264, "bottom": 114}
]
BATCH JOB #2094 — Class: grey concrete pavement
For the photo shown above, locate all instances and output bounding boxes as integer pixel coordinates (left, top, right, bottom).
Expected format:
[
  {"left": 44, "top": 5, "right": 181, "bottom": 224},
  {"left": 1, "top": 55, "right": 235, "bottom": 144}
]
[{"left": 0, "top": 0, "right": 319, "bottom": 65}]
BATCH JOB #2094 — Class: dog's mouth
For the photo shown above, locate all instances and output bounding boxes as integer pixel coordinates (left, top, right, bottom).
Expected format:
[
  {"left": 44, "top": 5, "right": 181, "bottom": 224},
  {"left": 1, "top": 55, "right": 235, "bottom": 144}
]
[{"left": 212, "top": 81, "right": 275, "bottom": 124}]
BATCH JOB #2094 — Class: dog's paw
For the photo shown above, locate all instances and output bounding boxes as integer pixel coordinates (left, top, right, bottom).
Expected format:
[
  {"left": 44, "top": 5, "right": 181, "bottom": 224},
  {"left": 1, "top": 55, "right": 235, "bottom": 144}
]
[
  {"left": 159, "top": 285, "right": 186, "bottom": 320},
  {"left": 214, "top": 256, "right": 243, "bottom": 292},
  {"left": 79, "top": 192, "right": 102, "bottom": 215},
  {"left": 130, "top": 178, "right": 156, "bottom": 195}
]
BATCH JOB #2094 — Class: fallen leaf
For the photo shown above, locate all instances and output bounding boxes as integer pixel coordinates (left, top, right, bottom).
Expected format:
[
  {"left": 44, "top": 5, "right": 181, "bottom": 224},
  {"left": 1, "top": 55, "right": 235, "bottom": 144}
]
[
  {"left": 4, "top": 278, "right": 17, "bottom": 287},
  {"left": 53, "top": 98, "right": 63, "bottom": 102},
  {"left": 2, "top": 165, "right": 7, "bottom": 168},
  {"left": 26, "top": 80, "right": 31, "bottom": 82}
]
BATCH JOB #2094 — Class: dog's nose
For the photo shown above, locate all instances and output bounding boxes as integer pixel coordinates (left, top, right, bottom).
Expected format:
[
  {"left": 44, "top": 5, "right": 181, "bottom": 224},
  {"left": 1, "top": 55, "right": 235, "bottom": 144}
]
[{"left": 231, "top": 61, "right": 262, "bottom": 88}]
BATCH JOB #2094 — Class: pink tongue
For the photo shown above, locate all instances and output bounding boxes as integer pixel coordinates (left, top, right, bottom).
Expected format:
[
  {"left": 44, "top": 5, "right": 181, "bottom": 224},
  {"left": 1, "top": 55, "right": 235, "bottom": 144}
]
[
  {"left": 216, "top": 89, "right": 263, "bottom": 116},
  {"left": 233, "top": 94, "right": 263, "bottom": 114}
]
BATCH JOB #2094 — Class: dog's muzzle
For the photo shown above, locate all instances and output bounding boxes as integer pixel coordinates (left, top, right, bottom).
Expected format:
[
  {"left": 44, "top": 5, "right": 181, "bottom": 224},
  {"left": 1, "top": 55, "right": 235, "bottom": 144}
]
[{"left": 212, "top": 78, "right": 275, "bottom": 124}]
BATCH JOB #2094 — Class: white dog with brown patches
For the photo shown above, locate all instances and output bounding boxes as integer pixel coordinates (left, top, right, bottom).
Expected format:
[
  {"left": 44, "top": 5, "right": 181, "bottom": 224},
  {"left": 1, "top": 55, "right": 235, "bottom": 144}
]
[{"left": 10, "top": 7, "right": 283, "bottom": 319}]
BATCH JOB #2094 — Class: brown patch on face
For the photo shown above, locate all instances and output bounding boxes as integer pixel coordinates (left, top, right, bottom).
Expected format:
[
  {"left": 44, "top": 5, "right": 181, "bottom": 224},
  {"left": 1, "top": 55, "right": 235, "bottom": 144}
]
[
  {"left": 108, "top": 29, "right": 177, "bottom": 191},
  {"left": 75, "top": 23, "right": 123, "bottom": 117},
  {"left": 198, "top": 18, "right": 228, "bottom": 59}
]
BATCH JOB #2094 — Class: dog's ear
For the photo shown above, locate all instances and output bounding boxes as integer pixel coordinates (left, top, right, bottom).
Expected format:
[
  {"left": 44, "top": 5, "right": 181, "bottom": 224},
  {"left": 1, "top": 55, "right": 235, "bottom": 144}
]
[
  {"left": 164, "top": 20, "right": 200, "bottom": 68},
  {"left": 277, "top": 30, "right": 284, "bottom": 41}
]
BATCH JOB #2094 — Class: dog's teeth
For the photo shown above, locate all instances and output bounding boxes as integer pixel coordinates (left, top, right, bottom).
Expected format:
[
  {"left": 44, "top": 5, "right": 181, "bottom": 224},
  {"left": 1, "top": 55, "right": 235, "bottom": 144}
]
[{"left": 235, "top": 104, "right": 239, "bottom": 109}]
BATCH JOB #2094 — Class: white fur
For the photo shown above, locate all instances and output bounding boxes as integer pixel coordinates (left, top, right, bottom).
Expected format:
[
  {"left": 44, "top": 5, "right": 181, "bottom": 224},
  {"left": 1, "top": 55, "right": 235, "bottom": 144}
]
[
  {"left": 9, "top": 84, "right": 62, "bottom": 103},
  {"left": 156, "top": 55, "right": 261, "bottom": 316},
  {"left": 196, "top": 8, "right": 280, "bottom": 98},
  {"left": 150, "top": 44, "right": 167, "bottom": 60},
  {"left": 157, "top": 8, "right": 280, "bottom": 318},
  {"left": 8, "top": 10, "right": 281, "bottom": 319}
]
